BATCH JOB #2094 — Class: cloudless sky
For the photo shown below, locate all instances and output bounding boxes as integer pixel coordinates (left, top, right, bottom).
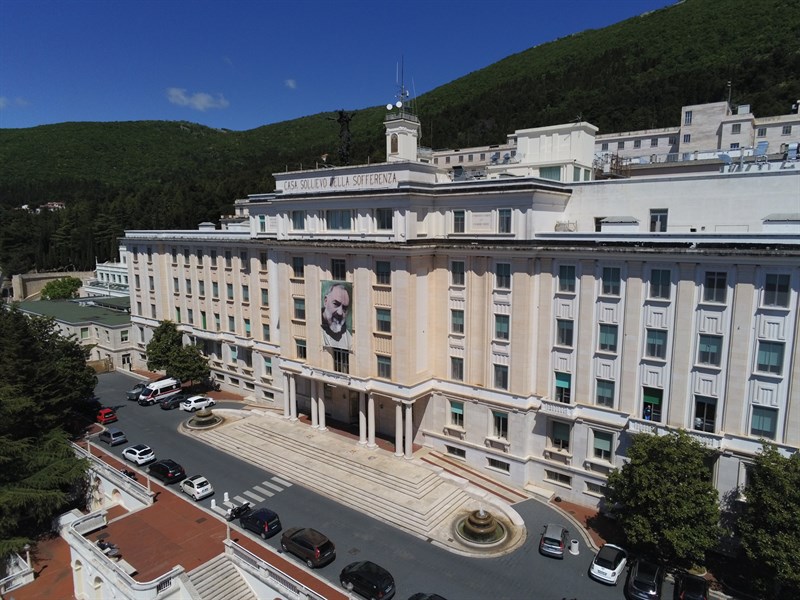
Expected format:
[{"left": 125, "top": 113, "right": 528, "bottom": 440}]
[{"left": 1, "top": 0, "right": 677, "bottom": 131}]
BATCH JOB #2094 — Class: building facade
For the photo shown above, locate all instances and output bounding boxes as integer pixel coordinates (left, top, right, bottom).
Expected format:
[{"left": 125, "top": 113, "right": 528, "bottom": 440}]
[{"left": 123, "top": 108, "right": 799, "bottom": 508}]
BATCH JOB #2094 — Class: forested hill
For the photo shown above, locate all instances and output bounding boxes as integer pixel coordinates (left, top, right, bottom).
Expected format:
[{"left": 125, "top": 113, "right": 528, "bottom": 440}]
[{"left": 1, "top": 0, "right": 798, "bottom": 275}]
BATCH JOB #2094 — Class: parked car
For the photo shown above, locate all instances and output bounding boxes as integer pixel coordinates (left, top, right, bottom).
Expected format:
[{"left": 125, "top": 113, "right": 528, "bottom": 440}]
[
  {"left": 626, "top": 558, "right": 664, "bottom": 600},
  {"left": 180, "top": 475, "right": 214, "bottom": 501},
  {"left": 147, "top": 459, "right": 186, "bottom": 484},
  {"left": 96, "top": 407, "right": 117, "bottom": 425},
  {"left": 122, "top": 444, "right": 156, "bottom": 465},
  {"left": 180, "top": 395, "right": 216, "bottom": 412},
  {"left": 279, "top": 527, "right": 335, "bottom": 568},
  {"left": 126, "top": 382, "right": 146, "bottom": 401},
  {"left": 588, "top": 543, "right": 628, "bottom": 585},
  {"left": 239, "top": 507, "right": 282, "bottom": 539},
  {"left": 677, "top": 572, "right": 709, "bottom": 600},
  {"left": 98, "top": 427, "right": 127, "bottom": 446},
  {"left": 339, "top": 561, "right": 395, "bottom": 600},
  {"left": 160, "top": 392, "right": 190, "bottom": 410},
  {"left": 539, "top": 523, "right": 569, "bottom": 558}
]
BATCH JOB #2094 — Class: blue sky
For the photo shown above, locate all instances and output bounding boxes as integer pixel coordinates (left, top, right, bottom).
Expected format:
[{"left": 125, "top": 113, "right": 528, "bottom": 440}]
[{"left": 1, "top": 0, "right": 676, "bottom": 131}]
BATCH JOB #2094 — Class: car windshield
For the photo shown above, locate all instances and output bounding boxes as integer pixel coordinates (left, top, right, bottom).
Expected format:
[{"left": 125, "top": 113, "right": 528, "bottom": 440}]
[{"left": 595, "top": 547, "right": 621, "bottom": 568}]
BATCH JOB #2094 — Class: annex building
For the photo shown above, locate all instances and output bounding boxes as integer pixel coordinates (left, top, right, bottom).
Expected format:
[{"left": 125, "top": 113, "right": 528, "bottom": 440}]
[{"left": 122, "top": 104, "right": 799, "bottom": 509}]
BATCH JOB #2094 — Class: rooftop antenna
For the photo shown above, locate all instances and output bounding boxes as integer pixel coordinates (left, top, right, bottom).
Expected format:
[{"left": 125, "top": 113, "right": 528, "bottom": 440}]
[{"left": 386, "top": 57, "right": 411, "bottom": 116}]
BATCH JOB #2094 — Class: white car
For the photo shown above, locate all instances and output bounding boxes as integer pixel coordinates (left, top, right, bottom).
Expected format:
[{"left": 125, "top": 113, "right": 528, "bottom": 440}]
[
  {"left": 180, "top": 475, "right": 214, "bottom": 501},
  {"left": 122, "top": 444, "right": 156, "bottom": 465},
  {"left": 589, "top": 543, "right": 628, "bottom": 585},
  {"left": 180, "top": 395, "right": 216, "bottom": 412}
]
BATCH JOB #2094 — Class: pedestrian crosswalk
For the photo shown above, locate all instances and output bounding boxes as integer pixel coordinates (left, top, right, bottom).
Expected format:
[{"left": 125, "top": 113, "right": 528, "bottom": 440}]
[{"left": 211, "top": 476, "right": 292, "bottom": 517}]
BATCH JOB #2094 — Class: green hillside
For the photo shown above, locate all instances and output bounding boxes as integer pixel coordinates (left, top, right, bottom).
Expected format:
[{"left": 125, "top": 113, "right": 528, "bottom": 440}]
[{"left": 1, "top": 0, "right": 798, "bottom": 275}]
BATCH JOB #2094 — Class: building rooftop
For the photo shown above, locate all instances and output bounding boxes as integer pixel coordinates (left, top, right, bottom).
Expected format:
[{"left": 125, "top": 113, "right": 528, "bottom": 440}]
[{"left": 17, "top": 299, "right": 131, "bottom": 327}]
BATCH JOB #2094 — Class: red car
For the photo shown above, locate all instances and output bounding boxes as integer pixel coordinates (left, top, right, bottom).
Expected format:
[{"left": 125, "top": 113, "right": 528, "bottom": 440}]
[{"left": 96, "top": 408, "right": 118, "bottom": 425}]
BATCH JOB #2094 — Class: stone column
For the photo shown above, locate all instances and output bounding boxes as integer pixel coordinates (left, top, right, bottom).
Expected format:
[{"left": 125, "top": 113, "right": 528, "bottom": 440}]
[
  {"left": 404, "top": 402, "right": 413, "bottom": 459},
  {"left": 310, "top": 380, "right": 319, "bottom": 429},
  {"left": 394, "top": 402, "right": 404, "bottom": 457},
  {"left": 367, "top": 393, "right": 376, "bottom": 448},
  {"left": 358, "top": 392, "right": 367, "bottom": 445},
  {"left": 282, "top": 373, "right": 291, "bottom": 419},
  {"left": 289, "top": 375, "right": 297, "bottom": 421},
  {"left": 318, "top": 381, "right": 327, "bottom": 432}
]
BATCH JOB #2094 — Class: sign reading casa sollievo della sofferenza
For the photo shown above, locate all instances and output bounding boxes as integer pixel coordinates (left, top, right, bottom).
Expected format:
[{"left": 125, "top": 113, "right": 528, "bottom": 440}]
[{"left": 280, "top": 171, "right": 399, "bottom": 194}]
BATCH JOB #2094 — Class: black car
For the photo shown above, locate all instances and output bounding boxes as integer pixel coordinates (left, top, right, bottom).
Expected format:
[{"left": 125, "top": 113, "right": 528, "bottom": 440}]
[
  {"left": 340, "top": 561, "right": 395, "bottom": 600},
  {"left": 626, "top": 558, "right": 664, "bottom": 600},
  {"left": 280, "top": 527, "right": 335, "bottom": 568},
  {"left": 160, "top": 392, "right": 190, "bottom": 410},
  {"left": 239, "top": 507, "right": 282, "bottom": 539},
  {"left": 408, "top": 594, "right": 447, "bottom": 600},
  {"left": 677, "top": 572, "right": 709, "bottom": 600},
  {"left": 147, "top": 459, "right": 186, "bottom": 484}
]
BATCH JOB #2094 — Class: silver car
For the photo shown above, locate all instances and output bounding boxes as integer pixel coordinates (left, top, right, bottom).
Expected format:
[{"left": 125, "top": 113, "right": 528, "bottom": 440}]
[{"left": 539, "top": 523, "right": 569, "bottom": 558}]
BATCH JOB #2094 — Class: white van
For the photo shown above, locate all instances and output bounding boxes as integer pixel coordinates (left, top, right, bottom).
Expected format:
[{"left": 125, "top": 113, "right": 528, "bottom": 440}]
[{"left": 138, "top": 377, "right": 182, "bottom": 406}]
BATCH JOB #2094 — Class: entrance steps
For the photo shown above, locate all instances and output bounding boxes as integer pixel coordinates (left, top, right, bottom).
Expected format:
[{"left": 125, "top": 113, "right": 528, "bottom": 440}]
[{"left": 187, "top": 553, "right": 258, "bottom": 600}]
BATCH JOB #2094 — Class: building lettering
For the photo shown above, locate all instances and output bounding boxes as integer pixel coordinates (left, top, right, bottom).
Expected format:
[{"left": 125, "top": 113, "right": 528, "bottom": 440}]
[{"left": 280, "top": 172, "right": 399, "bottom": 194}]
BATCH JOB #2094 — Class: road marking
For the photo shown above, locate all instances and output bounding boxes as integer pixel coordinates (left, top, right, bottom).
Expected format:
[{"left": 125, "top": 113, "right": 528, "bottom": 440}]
[
  {"left": 212, "top": 506, "right": 228, "bottom": 516},
  {"left": 260, "top": 481, "right": 283, "bottom": 492},
  {"left": 272, "top": 476, "right": 292, "bottom": 487},
  {"left": 243, "top": 490, "right": 265, "bottom": 502},
  {"left": 252, "top": 485, "right": 275, "bottom": 497},
  {"left": 233, "top": 495, "right": 248, "bottom": 505}
]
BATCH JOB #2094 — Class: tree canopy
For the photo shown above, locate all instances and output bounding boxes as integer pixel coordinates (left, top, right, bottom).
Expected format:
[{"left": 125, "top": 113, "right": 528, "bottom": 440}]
[
  {"left": 0, "top": 305, "right": 97, "bottom": 558},
  {"left": 41, "top": 276, "right": 83, "bottom": 300},
  {"left": 605, "top": 430, "right": 722, "bottom": 568},
  {"left": 146, "top": 320, "right": 209, "bottom": 384}
]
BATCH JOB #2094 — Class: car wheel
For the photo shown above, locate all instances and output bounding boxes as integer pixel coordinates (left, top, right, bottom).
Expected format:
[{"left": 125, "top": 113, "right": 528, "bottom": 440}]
[
  {"left": 341, "top": 580, "right": 352, "bottom": 591},
  {"left": 280, "top": 542, "right": 288, "bottom": 551},
  {"left": 306, "top": 558, "right": 314, "bottom": 568},
  {"left": 260, "top": 531, "right": 268, "bottom": 540}
]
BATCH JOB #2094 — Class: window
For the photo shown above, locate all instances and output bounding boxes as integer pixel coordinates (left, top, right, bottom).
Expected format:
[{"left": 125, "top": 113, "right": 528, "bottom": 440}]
[
  {"left": 617, "top": 141, "right": 625, "bottom": 150},
  {"left": 229, "top": 345, "right": 238, "bottom": 363},
  {"left": 451, "top": 309, "right": 465, "bottom": 334},
  {"left": 377, "top": 355, "right": 391, "bottom": 379},
  {"left": 224, "top": 250, "right": 232, "bottom": 268},
  {"left": 602, "top": 267, "right": 621, "bottom": 296},
  {"left": 556, "top": 319, "right": 574, "bottom": 347},
  {"left": 668, "top": 135, "right": 677, "bottom": 145},
  {"left": 376, "top": 208, "right": 393, "bottom": 230},
  {"left": 171, "top": 248, "right": 177, "bottom": 263},
  {"left": 451, "top": 357, "right": 464, "bottom": 381},
  {"left": 650, "top": 269, "right": 671, "bottom": 299},
  {"left": 573, "top": 166, "right": 581, "bottom": 182},
  {"left": 601, "top": 142, "right": 609, "bottom": 151},
  {"left": 446, "top": 445, "right": 466, "bottom": 458},
  {"left": 704, "top": 272, "right": 727, "bottom": 303},
  {"left": 645, "top": 329, "right": 668, "bottom": 359},
  {"left": 258, "top": 215, "right": 266, "bottom": 232},
  {"left": 492, "top": 410, "right": 508, "bottom": 439},
  {"left": 558, "top": 265, "right": 576, "bottom": 293},
  {"left": 593, "top": 431, "right": 613, "bottom": 461},
  {"left": 650, "top": 209, "right": 668, "bottom": 232},
  {"left": 598, "top": 324, "right": 618, "bottom": 352},
  {"left": 697, "top": 335, "right": 722, "bottom": 366},
  {"left": 756, "top": 340, "right": 784, "bottom": 375},
  {"left": 200, "top": 311, "right": 206, "bottom": 329},
  {"left": 259, "top": 251, "right": 268, "bottom": 268},
  {"left": 451, "top": 261, "right": 465, "bottom": 286},
  {"left": 212, "top": 282, "right": 219, "bottom": 299},
  {"left": 173, "top": 277, "right": 179, "bottom": 292},
  {"left": 551, "top": 421, "right": 570, "bottom": 451},
  {"left": 263, "top": 356, "right": 272, "bottom": 376},
  {"left": 376, "top": 308, "right": 391, "bottom": 333},
  {"left": 333, "top": 349, "right": 350, "bottom": 374},
  {"left": 211, "top": 249, "right": 217, "bottom": 264},
  {"left": 650, "top": 137, "right": 658, "bottom": 147},
  {"left": 642, "top": 387, "right": 662, "bottom": 422},
  {"left": 243, "top": 318, "right": 251, "bottom": 335},
  {"left": 121, "top": 330, "right": 129, "bottom": 342},
  {"left": 242, "top": 285, "right": 249, "bottom": 302},
  {"left": 240, "top": 251, "right": 248, "bottom": 269},
  {"left": 262, "top": 324, "right": 270, "bottom": 340},
  {"left": 80, "top": 327, "right": 89, "bottom": 340},
  {"left": 228, "top": 316, "right": 235, "bottom": 331},
  {"left": 596, "top": 379, "right": 615, "bottom": 408},
  {"left": 296, "top": 339, "right": 307, "bottom": 359},
  {"left": 450, "top": 401, "right": 464, "bottom": 427},
  {"left": 376, "top": 261, "right": 391, "bottom": 285},
  {"left": 694, "top": 396, "right": 717, "bottom": 433},
  {"left": 146, "top": 247, "right": 152, "bottom": 261},
  {"left": 782, "top": 125, "right": 792, "bottom": 135},
  {"left": 327, "top": 209, "right": 351, "bottom": 230},
  {"left": 555, "top": 372, "right": 571, "bottom": 403},
  {"left": 187, "top": 309, "right": 194, "bottom": 324},
  {"left": 633, "top": 139, "right": 641, "bottom": 149},
  {"left": 148, "top": 276, "right": 154, "bottom": 290},
  {"left": 487, "top": 458, "right": 510, "bottom": 472},
  {"left": 683, "top": 133, "right": 691, "bottom": 143},
  {"left": 539, "top": 166, "right": 561, "bottom": 181},
  {"left": 764, "top": 274, "right": 790, "bottom": 307},
  {"left": 292, "top": 257, "right": 304, "bottom": 278},
  {"left": 731, "top": 123, "right": 741, "bottom": 134},
  {"left": 684, "top": 110, "right": 693, "bottom": 125},
  {"left": 214, "top": 313, "right": 220, "bottom": 330},
  {"left": 293, "top": 298, "right": 306, "bottom": 320},
  {"left": 494, "top": 364, "right": 509, "bottom": 390},
  {"left": 757, "top": 127, "right": 766, "bottom": 137},
  {"left": 498, "top": 209, "right": 512, "bottom": 233},
  {"left": 291, "top": 210, "right": 305, "bottom": 230},
  {"left": 545, "top": 470, "right": 571, "bottom": 486},
  {"left": 495, "top": 314, "right": 510, "bottom": 340},
  {"left": 494, "top": 263, "right": 510, "bottom": 289},
  {"left": 198, "top": 280, "right": 205, "bottom": 297},
  {"left": 134, "top": 274, "right": 140, "bottom": 289},
  {"left": 750, "top": 406, "right": 777, "bottom": 439},
  {"left": 226, "top": 283, "right": 234, "bottom": 300},
  {"left": 331, "top": 259, "right": 347, "bottom": 280},
  {"left": 453, "top": 210, "right": 465, "bottom": 233}
]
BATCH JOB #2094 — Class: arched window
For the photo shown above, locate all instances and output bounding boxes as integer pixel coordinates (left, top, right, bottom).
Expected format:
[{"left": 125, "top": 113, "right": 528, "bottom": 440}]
[{"left": 390, "top": 133, "right": 398, "bottom": 154}]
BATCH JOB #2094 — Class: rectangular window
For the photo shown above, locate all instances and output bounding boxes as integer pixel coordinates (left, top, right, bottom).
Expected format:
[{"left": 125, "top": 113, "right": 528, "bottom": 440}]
[
  {"left": 198, "top": 280, "right": 205, "bottom": 297},
  {"left": 244, "top": 318, "right": 251, "bottom": 335},
  {"left": 262, "top": 324, "right": 270, "bottom": 341},
  {"left": 596, "top": 379, "right": 615, "bottom": 408},
  {"left": 488, "top": 458, "right": 510, "bottom": 472},
  {"left": 750, "top": 406, "right": 777, "bottom": 439},
  {"left": 451, "top": 261, "right": 465, "bottom": 286},
  {"left": 573, "top": 165, "right": 581, "bottom": 182},
  {"left": 650, "top": 209, "right": 668, "bottom": 232},
  {"left": 135, "top": 274, "right": 141, "bottom": 289},
  {"left": 259, "top": 251, "right": 268, "bottom": 268},
  {"left": 668, "top": 135, "right": 677, "bottom": 145},
  {"left": 601, "top": 142, "right": 609, "bottom": 151},
  {"left": 240, "top": 250, "right": 248, "bottom": 267},
  {"left": 187, "top": 309, "right": 194, "bottom": 324},
  {"left": 296, "top": 339, "right": 307, "bottom": 360},
  {"left": 453, "top": 210, "right": 465, "bottom": 233},
  {"left": 683, "top": 133, "right": 691, "bottom": 143},
  {"left": 757, "top": 341, "right": 784, "bottom": 375},
  {"left": 261, "top": 288, "right": 269, "bottom": 305},
  {"left": 757, "top": 127, "right": 767, "bottom": 137},
  {"left": 214, "top": 313, "right": 220, "bottom": 330},
  {"left": 121, "top": 330, "right": 129, "bottom": 342},
  {"left": 650, "top": 269, "right": 671, "bottom": 299},
  {"left": 171, "top": 248, "right": 177, "bottom": 263},
  {"left": 697, "top": 335, "right": 722, "bottom": 366},
  {"left": 494, "top": 364, "right": 509, "bottom": 390},
  {"left": 593, "top": 430, "right": 613, "bottom": 461},
  {"left": 151, "top": 304, "right": 156, "bottom": 318},
  {"left": 556, "top": 319, "right": 574, "bottom": 347},
  {"left": 376, "top": 208, "right": 393, "bottom": 230},
  {"left": 224, "top": 250, "right": 232, "bottom": 268},
  {"left": 333, "top": 349, "right": 350, "bottom": 374},
  {"left": 263, "top": 356, "right": 272, "bottom": 376},
  {"left": 242, "top": 285, "right": 249, "bottom": 302},
  {"left": 291, "top": 210, "right": 305, "bottom": 230},
  {"left": 545, "top": 470, "right": 571, "bottom": 486},
  {"left": 173, "top": 277, "right": 179, "bottom": 292},
  {"left": 228, "top": 316, "right": 235, "bottom": 331},
  {"left": 782, "top": 125, "right": 792, "bottom": 135},
  {"left": 292, "top": 257, "right": 304, "bottom": 278},
  {"left": 212, "top": 282, "right": 219, "bottom": 299},
  {"left": 376, "top": 260, "right": 391, "bottom": 285},
  {"left": 492, "top": 410, "right": 508, "bottom": 439},
  {"left": 555, "top": 372, "right": 571, "bottom": 403},
  {"left": 539, "top": 166, "right": 561, "bottom": 181},
  {"left": 646, "top": 329, "right": 668, "bottom": 359},
  {"left": 446, "top": 445, "right": 466, "bottom": 458},
  {"left": 731, "top": 123, "right": 741, "bottom": 134},
  {"left": 496, "top": 263, "right": 511, "bottom": 289},
  {"left": 558, "top": 265, "right": 576, "bottom": 293},
  {"left": 229, "top": 345, "right": 238, "bottom": 363},
  {"left": 650, "top": 137, "right": 658, "bottom": 147},
  {"left": 293, "top": 298, "right": 306, "bottom": 320},
  {"left": 598, "top": 324, "right": 618, "bottom": 352},
  {"left": 451, "top": 356, "right": 464, "bottom": 381},
  {"left": 210, "top": 249, "right": 217, "bottom": 264},
  {"left": 148, "top": 276, "right": 154, "bottom": 290},
  {"left": 451, "top": 309, "right": 465, "bottom": 334},
  {"left": 495, "top": 314, "right": 510, "bottom": 340},
  {"left": 684, "top": 110, "right": 693, "bottom": 125},
  {"left": 258, "top": 215, "right": 266, "bottom": 232},
  {"left": 331, "top": 259, "right": 347, "bottom": 280},
  {"left": 694, "top": 396, "right": 717, "bottom": 433},
  {"left": 377, "top": 355, "right": 391, "bottom": 379},
  {"left": 376, "top": 308, "right": 392, "bottom": 333},
  {"left": 80, "top": 327, "right": 89, "bottom": 340},
  {"left": 226, "top": 283, "right": 234, "bottom": 300},
  {"left": 327, "top": 209, "right": 352, "bottom": 230},
  {"left": 642, "top": 387, "right": 663, "bottom": 422},
  {"left": 200, "top": 311, "right": 206, "bottom": 329},
  {"left": 633, "top": 139, "right": 641, "bottom": 149},
  {"left": 602, "top": 267, "right": 620, "bottom": 296},
  {"left": 704, "top": 272, "right": 727, "bottom": 303},
  {"left": 764, "top": 274, "right": 790, "bottom": 307},
  {"left": 450, "top": 401, "right": 464, "bottom": 427},
  {"left": 551, "top": 421, "right": 570, "bottom": 451},
  {"left": 617, "top": 141, "right": 625, "bottom": 150},
  {"left": 498, "top": 209, "right": 512, "bottom": 233}
]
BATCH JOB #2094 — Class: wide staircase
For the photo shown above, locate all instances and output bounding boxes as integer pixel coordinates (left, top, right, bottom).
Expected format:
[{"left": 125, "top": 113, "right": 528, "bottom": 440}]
[{"left": 187, "top": 554, "right": 258, "bottom": 600}]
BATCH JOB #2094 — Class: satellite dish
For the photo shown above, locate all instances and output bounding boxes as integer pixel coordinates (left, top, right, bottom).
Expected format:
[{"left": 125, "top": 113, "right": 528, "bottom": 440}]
[
  {"left": 395, "top": 101, "right": 403, "bottom": 108},
  {"left": 386, "top": 103, "right": 393, "bottom": 111}
]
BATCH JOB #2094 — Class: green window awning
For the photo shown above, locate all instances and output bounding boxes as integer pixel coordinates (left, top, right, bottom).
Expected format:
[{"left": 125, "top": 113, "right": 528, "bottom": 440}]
[{"left": 555, "top": 372, "right": 571, "bottom": 389}]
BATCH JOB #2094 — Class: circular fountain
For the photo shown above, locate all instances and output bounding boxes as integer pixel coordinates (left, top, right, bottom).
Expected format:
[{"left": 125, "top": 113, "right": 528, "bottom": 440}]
[
  {"left": 454, "top": 507, "right": 508, "bottom": 547},
  {"left": 186, "top": 406, "right": 223, "bottom": 430}
]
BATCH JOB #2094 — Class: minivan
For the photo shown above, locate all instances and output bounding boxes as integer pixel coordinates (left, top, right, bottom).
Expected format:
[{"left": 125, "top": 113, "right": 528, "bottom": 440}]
[
  {"left": 98, "top": 427, "right": 128, "bottom": 446},
  {"left": 138, "top": 377, "right": 182, "bottom": 406}
]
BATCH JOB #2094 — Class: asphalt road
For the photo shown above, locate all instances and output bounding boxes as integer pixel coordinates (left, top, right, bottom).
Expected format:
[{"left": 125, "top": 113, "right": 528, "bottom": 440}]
[{"left": 93, "top": 371, "right": 674, "bottom": 600}]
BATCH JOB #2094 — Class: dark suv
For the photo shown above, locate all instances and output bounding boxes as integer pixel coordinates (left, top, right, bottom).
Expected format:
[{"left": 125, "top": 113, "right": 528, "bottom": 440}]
[
  {"left": 677, "top": 572, "right": 709, "bottom": 600},
  {"left": 280, "top": 527, "right": 335, "bottom": 568},
  {"left": 147, "top": 459, "right": 186, "bottom": 484},
  {"left": 160, "top": 392, "right": 189, "bottom": 410},
  {"left": 239, "top": 507, "right": 282, "bottom": 539},
  {"left": 340, "top": 561, "right": 395, "bottom": 600},
  {"left": 626, "top": 558, "right": 664, "bottom": 600}
]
